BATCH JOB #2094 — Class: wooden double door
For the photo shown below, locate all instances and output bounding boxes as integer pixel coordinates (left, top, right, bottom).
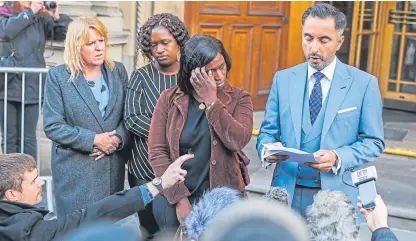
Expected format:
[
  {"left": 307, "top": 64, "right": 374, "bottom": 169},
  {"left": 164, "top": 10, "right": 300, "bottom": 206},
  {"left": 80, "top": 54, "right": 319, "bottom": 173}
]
[{"left": 185, "top": 1, "right": 290, "bottom": 110}]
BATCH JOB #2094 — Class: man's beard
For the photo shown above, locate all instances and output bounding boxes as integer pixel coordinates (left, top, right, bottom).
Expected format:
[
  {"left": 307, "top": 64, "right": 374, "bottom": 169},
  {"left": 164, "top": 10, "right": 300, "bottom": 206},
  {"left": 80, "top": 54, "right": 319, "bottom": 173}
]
[{"left": 307, "top": 54, "right": 334, "bottom": 71}]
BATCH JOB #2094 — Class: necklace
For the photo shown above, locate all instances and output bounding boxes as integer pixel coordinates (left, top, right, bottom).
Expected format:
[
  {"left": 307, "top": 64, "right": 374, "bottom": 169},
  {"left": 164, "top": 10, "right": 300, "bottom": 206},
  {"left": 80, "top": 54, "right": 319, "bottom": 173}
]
[
  {"left": 198, "top": 102, "right": 206, "bottom": 110},
  {"left": 193, "top": 95, "right": 206, "bottom": 110}
]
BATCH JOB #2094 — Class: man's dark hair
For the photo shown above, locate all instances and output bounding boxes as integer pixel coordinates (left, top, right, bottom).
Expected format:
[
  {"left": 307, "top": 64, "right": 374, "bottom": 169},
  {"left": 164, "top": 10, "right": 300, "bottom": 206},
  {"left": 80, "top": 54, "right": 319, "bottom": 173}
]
[
  {"left": 0, "top": 153, "right": 37, "bottom": 199},
  {"left": 177, "top": 35, "right": 232, "bottom": 94},
  {"left": 301, "top": 3, "right": 347, "bottom": 34},
  {"left": 137, "top": 13, "right": 190, "bottom": 60}
]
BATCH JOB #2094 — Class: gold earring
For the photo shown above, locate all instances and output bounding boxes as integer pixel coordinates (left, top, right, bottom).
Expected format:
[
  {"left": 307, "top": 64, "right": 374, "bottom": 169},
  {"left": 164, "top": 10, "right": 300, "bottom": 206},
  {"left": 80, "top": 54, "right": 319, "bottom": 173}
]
[{"left": 176, "top": 52, "right": 181, "bottom": 62}]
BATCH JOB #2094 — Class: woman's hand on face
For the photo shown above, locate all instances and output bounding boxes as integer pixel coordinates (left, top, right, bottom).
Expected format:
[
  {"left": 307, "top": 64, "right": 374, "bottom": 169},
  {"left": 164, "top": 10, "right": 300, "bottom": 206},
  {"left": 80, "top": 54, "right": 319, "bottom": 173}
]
[
  {"left": 176, "top": 197, "right": 192, "bottom": 226},
  {"left": 93, "top": 130, "right": 119, "bottom": 155},
  {"left": 190, "top": 67, "right": 217, "bottom": 104}
]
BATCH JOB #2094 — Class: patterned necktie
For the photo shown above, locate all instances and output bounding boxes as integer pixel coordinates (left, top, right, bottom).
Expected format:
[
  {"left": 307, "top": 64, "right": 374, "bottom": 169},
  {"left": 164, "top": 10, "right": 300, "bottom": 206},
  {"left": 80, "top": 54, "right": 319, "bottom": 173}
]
[{"left": 309, "top": 71, "right": 325, "bottom": 125}]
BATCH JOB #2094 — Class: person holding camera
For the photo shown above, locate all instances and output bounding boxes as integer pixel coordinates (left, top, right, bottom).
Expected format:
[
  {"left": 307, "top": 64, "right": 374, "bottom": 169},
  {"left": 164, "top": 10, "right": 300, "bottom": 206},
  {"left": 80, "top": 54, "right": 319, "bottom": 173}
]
[{"left": 0, "top": 1, "right": 71, "bottom": 159}]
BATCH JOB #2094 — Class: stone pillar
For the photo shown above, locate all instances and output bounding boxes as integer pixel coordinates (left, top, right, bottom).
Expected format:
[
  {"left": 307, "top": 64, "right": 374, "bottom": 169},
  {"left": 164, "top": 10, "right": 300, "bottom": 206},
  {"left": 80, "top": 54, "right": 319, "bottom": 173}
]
[
  {"left": 59, "top": 1, "right": 96, "bottom": 18},
  {"left": 90, "top": 1, "right": 129, "bottom": 63},
  {"left": 134, "top": 1, "right": 153, "bottom": 69}
]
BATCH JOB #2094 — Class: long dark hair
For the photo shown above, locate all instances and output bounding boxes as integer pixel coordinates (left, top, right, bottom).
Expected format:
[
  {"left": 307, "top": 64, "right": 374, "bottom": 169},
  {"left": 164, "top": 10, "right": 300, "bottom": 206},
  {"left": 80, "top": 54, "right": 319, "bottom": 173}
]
[{"left": 177, "top": 35, "right": 232, "bottom": 94}]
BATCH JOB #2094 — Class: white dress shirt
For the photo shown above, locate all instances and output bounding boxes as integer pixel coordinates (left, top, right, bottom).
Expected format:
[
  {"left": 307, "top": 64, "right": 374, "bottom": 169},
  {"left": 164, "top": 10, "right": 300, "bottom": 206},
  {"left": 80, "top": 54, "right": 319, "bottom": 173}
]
[
  {"left": 307, "top": 58, "right": 341, "bottom": 174},
  {"left": 307, "top": 57, "right": 337, "bottom": 104}
]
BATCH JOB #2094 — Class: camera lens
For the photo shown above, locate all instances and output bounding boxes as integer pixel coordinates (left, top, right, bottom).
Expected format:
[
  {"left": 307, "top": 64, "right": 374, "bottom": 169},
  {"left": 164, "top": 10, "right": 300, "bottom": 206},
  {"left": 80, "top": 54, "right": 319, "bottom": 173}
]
[{"left": 44, "top": 1, "right": 57, "bottom": 11}]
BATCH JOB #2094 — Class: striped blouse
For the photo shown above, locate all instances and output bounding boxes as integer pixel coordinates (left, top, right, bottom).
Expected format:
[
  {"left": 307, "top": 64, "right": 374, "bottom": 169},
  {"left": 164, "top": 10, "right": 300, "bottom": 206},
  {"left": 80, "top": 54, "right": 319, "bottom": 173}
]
[{"left": 124, "top": 63, "right": 177, "bottom": 181}]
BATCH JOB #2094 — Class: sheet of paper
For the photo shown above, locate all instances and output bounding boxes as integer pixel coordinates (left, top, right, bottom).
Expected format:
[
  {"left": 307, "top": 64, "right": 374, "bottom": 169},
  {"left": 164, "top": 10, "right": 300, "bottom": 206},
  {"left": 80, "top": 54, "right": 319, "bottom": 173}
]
[{"left": 261, "top": 144, "right": 319, "bottom": 168}]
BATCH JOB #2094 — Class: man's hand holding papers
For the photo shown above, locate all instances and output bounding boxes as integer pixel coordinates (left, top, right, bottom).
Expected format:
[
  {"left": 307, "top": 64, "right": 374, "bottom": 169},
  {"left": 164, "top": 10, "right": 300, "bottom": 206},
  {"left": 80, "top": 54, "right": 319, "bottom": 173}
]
[{"left": 261, "top": 143, "right": 319, "bottom": 168}]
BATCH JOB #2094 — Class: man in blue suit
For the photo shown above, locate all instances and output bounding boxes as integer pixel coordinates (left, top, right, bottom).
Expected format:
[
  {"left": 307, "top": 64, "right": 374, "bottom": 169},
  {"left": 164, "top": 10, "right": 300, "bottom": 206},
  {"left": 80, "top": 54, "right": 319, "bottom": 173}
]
[{"left": 256, "top": 3, "right": 385, "bottom": 219}]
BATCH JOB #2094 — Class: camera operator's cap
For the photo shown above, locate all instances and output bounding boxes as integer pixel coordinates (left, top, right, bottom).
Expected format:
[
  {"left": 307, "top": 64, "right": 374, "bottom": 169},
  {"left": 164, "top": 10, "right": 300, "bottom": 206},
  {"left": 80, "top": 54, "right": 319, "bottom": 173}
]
[{"left": 201, "top": 198, "right": 309, "bottom": 241}]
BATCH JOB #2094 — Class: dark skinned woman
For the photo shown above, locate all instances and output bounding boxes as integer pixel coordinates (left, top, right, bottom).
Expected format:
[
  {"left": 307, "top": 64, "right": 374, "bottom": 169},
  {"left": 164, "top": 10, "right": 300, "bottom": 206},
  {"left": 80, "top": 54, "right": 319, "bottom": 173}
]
[
  {"left": 123, "top": 13, "right": 189, "bottom": 239},
  {"left": 148, "top": 35, "right": 253, "bottom": 233}
]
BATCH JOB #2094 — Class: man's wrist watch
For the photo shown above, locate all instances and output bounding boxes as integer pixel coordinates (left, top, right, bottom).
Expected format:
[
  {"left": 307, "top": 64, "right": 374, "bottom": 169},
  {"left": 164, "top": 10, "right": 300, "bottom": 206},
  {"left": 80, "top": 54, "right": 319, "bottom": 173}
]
[{"left": 152, "top": 177, "right": 164, "bottom": 194}]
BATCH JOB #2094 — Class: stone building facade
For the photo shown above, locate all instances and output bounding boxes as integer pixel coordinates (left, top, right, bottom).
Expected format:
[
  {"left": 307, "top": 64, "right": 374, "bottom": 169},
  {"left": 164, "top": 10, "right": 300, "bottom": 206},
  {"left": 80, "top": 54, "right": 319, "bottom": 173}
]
[{"left": 45, "top": 1, "right": 183, "bottom": 75}]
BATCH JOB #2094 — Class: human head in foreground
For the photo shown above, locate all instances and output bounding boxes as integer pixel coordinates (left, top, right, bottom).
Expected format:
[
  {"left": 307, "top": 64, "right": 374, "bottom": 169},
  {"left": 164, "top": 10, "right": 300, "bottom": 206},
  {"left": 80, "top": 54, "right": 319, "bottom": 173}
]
[
  {"left": 200, "top": 198, "right": 309, "bottom": 241},
  {"left": 0, "top": 153, "right": 43, "bottom": 205}
]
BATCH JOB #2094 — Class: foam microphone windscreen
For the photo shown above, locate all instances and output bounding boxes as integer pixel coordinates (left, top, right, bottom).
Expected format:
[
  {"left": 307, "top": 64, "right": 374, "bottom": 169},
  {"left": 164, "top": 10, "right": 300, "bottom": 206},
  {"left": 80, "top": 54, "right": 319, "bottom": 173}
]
[
  {"left": 185, "top": 187, "right": 243, "bottom": 241},
  {"left": 264, "top": 187, "right": 289, "bottom": 205}
]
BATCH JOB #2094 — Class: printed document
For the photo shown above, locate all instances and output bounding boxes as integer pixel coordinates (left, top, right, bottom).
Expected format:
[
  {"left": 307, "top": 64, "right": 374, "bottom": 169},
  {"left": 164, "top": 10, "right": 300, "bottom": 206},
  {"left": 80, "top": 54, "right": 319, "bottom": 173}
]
[{"left": 261, "top": 143, "right": 319, "bottom": 168}]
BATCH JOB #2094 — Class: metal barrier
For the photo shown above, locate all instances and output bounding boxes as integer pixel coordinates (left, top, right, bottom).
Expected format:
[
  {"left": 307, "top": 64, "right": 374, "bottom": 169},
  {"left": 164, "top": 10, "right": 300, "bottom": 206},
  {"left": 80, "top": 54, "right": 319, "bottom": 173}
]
[{"left": 0, "top": 67, "right": 54, "bottom": 213}]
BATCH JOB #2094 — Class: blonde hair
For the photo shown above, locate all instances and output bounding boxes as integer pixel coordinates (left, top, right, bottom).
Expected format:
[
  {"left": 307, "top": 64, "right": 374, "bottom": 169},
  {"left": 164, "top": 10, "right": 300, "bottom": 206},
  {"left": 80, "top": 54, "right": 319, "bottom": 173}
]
[{"left": 64, "top": 16, "right": 115, "bottom": 80}]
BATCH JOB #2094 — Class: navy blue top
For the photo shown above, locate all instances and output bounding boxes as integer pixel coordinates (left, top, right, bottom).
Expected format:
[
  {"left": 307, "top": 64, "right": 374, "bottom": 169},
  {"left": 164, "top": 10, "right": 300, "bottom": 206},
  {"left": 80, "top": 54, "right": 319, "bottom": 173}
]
[{"left": 179, "top": 96, "right": 211, "bottom": 196}]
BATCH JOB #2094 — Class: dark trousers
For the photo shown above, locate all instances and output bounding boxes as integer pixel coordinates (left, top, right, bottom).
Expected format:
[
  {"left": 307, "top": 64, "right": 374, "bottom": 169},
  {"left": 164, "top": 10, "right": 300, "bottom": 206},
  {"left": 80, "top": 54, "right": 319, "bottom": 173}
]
[
  {"left": 291, "top": 185, "right": 321, "bottom": 218},
  {"left": 0, "top": 101, "right": 39, "bottom": 159},
  {"left": 128, "top": 173, "right": 160, "bottom": 240}
]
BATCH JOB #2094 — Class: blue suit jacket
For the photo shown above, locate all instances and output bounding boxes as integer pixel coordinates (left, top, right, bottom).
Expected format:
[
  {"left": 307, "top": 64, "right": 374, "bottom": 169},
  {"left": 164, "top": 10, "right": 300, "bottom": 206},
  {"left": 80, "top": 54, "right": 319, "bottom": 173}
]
[{"left": 256, "top": 60, "right": 385, "bottom": 212}]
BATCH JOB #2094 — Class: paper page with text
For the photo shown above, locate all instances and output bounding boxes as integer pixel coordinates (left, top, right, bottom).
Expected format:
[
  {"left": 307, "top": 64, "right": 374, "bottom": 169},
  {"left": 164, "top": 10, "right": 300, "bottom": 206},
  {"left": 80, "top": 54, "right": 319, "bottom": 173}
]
[{"left": 261, "top": 144, "right": 319, "bottom": 168}]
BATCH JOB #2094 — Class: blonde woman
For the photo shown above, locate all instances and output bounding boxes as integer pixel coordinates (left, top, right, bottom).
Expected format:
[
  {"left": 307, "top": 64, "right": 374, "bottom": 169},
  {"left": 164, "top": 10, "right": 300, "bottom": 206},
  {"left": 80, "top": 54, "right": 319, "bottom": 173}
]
[{"left": 43, "top": 16, "right": 131, "bottom": 217}]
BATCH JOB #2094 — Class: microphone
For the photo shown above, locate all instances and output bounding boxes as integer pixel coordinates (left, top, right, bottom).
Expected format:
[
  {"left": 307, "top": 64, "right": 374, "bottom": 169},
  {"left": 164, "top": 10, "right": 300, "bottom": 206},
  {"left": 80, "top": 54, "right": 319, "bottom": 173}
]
[
  {"left": 264, "top": 187, "right": 289, "bottom": 205},
  {"left": 351, "top": 166, "right": 378, "bottom": 210},
  {"left": 185, "top": 187, "right": 242, "bottom": 241}
]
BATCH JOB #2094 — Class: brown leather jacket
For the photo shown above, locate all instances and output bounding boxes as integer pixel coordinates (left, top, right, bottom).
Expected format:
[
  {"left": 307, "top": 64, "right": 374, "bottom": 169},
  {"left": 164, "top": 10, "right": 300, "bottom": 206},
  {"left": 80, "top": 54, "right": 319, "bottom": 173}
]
[{"left": 148, "top": 82, "right": 253, "bottom": 204}]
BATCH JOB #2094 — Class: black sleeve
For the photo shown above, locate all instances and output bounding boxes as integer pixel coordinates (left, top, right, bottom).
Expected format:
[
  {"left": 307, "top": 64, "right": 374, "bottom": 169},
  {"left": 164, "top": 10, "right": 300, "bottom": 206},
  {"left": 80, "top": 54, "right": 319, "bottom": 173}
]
[
  {"left": 371, "top": 227, "right": 399, "bottom": 241},
  {"left": 43, "top": 14, "right": 72, "bottom": 40},
  {"left": 29, "top": 186, "right": 145, "bottom": 241}
]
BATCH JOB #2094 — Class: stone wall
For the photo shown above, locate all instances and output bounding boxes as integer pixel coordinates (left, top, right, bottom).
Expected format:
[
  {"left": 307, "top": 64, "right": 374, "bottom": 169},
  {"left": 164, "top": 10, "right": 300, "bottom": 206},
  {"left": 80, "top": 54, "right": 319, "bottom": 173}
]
[{"left": 44, "top": 1, "right": 129, "bottom": 70}]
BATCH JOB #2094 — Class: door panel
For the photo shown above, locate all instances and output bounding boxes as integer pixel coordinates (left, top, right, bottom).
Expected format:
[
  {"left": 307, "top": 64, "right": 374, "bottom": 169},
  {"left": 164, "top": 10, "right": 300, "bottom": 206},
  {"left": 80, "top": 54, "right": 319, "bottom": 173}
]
[
  {"left": 256, "top": 25, "right": 282, "bottom": 95},
  {"left": 384, "top": 1, "right": 416, "bottom": 105},
  {"left": 229, "top": 25, "right": 254, "bottom": 90},
  {"left": 247, "top": 2, "right": 284, "bottom": 16},
  {"left": 185, "top": 1, "right": 289, "bottom": 110}
]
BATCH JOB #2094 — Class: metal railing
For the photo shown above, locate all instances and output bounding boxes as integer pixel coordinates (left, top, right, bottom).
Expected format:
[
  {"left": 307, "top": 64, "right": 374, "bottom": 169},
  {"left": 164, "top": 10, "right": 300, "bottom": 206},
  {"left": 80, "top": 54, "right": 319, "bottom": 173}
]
[{"left": 0, "top": 67, "right": 54, "bottom": 213}]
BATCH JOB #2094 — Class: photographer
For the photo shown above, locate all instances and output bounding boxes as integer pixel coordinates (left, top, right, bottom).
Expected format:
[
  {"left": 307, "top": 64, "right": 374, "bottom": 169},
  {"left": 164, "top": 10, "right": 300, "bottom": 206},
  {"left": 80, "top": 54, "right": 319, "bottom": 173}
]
[
  {"left": 0, "top": 1, "right": 71, "bottom": 158},
  {"left": 0, "top": 153, "right": 193, "bottom": 241}
]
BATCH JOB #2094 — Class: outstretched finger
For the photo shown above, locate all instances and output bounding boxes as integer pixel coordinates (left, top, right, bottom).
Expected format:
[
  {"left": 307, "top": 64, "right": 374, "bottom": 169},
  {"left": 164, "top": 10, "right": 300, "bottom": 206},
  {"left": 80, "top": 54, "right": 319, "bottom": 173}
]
[
  {"left": 89, "top": 152, "right": 102, "bottom": 157},
  {"left": 95, "top": 153, "right": 105, "bottom": 161},
  {"left": 174, "top": 154, "right": 194, "bottom": 166}
]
